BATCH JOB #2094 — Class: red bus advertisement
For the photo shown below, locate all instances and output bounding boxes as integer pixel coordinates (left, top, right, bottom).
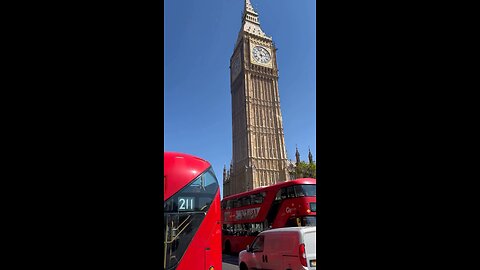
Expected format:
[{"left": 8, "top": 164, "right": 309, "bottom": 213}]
[
  {"left": 164, "top": 152, "right": 222, "bottom": 270},
  {"left": 221, "top": 178, "right": 316, "bottom": 254}
]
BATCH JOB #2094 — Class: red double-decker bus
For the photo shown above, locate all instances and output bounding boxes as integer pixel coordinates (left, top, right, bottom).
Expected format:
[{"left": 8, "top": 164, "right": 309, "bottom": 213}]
[
  {"left": 164, "top": 152, "right": 221, "bottom": 270},
  {"left": 221, "top": 178, "right": 316, "bottom": 254}
]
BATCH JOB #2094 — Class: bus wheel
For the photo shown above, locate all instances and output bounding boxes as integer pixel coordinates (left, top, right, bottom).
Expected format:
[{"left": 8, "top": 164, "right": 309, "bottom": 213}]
[
  {"left": 224, "top": 241, "right": 231, "bottom": 254},
  {"left": 240, "top": 262, "right": 248, "bottom": 270}
]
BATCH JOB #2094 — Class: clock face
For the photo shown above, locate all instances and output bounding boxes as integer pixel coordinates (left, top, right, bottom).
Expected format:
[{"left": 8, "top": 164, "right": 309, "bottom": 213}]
[{"left": 252, "top": 46, "right": 271, "bottom": 64}]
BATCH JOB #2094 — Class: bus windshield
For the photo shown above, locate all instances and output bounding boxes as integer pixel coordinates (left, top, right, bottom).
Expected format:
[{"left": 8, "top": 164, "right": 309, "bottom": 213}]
[
  {"left": 164, "top": 168, "right": 219, "bottom": 270},
  {"left": 285, "top": 216, "right": 316, "bottom": 227}
]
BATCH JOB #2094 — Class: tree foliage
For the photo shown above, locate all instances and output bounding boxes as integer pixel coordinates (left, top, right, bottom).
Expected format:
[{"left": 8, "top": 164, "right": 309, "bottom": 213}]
[{"left": 295, "top": 161, "right": 316, "bottom": 179}]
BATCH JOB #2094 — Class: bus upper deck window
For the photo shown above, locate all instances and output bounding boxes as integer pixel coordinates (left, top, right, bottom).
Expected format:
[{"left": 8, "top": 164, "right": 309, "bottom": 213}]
[
  {"left": 275, "top": 190, "right": 282, "bottom": 201},
  {"left": 287, "top": 186, "right": 295, "bottom": 198},
  {"left": 294, "top": 185, "right": 305, "bottom": 197},
  {"left": 234, "top": 200, "right": 241, "bottom": 208}
]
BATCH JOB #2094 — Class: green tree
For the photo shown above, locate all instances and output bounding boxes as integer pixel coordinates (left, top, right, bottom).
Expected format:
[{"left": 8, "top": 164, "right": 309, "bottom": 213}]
[{"left": 295, "top": 161, "right": 316, "bottom": 178}]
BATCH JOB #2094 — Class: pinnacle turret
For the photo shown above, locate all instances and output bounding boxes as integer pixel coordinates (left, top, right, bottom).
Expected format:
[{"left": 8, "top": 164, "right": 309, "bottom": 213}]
[{"left": 295, "top": 145, "right": 300, "bottom": 165}]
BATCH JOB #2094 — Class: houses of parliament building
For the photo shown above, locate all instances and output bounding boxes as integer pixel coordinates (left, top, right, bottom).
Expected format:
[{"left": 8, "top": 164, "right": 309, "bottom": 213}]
[{"left": 222, "top": 0, "right": 314, "bottom": 197}]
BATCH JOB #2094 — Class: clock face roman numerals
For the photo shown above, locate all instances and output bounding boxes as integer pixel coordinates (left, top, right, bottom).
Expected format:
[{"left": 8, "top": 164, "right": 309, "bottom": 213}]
[
  {"left": 250, "top": 43, "right": 273, "bottom": 68},
  {"left": 252, "top": 46, "right": 271, "bottom": 64}
]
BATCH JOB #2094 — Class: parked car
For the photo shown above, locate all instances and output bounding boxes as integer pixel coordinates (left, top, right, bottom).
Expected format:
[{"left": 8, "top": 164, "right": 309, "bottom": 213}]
[{"left": 239, "top": 226, "right": 316, "bottom": 270}]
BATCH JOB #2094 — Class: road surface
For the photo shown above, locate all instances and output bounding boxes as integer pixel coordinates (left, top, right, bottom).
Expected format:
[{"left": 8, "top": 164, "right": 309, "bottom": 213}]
[{"left": 222, "top": 253, "right": 239, "bottom": 270}]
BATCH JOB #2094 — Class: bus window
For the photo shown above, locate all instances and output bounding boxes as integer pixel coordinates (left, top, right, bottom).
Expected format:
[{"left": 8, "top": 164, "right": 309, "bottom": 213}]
[
  {"left": 275, "top": 190, "right": 282, "bottom": 201},
  {"left": 301, "top": 184, "right": 316, "bottom": 196},
  {"left": 294, "top": 185, "right": 306, "bottom": 197},
  {"left": 252, "top": 192, "right": 265, "bottom": 204},
  {"left": 234, "top": 224, "right": 247, "bottom": 236},
  {"left": 250, "top": 194, "right": 258, "bottom": 204},
  {"left": 301, "top": 216, "right": 316, "bottom": 226},
  {"left": 224, "top": 224, "right": 234, "bottom": 235},
  {"left": 242, "top": 196, "right": 251, "bottom": 206},
  {"left": 226, "top": 200, "right": 233, "bottom": 209},
  {"left": 310, "top": 202, "right": 316, "bottom": 212},
  {"left": 248, "top": 222, "right": 264, "bottom": 236},
  {"left": 234, "top": 224, "right": 241, "bottom": 235},
  {"left": 287, "top": 186, "right": 295, "bottom": 198},
  {"left": 234, "top": 200, "right": 241, "bottom": 208},
  {"left": 285, "top": 217, "right": 304, "bottom": 227}
]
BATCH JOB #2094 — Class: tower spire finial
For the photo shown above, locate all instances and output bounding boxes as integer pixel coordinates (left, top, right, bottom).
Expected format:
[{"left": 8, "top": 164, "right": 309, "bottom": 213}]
[
  {"left": 245, "top": 0, "right": 257, "bottom": 14},
  {"left": 243, "top": 0, "right": 259, "bottom": 24},
  {"left": 235, "top": 0, "right": 270, "bottom": 48}
]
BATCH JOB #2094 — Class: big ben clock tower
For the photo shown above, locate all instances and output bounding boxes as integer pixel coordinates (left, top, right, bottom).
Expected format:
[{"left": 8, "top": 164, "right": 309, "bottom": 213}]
[{"left": 224, "top": 0, "right": 290, "bottom": 197}]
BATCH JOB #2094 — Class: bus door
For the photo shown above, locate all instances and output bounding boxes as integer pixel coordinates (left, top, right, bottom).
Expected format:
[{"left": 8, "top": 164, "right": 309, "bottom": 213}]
[
  {"left": 266, "top": 188, "right": 287, "bottom": 227},
  {"left": 266, "top": 201, "right": 280, "bottom": 227}
]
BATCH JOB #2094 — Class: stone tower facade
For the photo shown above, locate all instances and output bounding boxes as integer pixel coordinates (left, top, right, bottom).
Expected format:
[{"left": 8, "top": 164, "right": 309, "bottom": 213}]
[{"left": 223, "top": 0, "right": 289, "bottom": 197}]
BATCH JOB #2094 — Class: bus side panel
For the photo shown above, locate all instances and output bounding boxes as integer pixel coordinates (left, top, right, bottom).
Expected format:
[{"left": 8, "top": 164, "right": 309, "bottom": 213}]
[
  {"left": 177, "top": 191, "right": 222, "bottom": 270},
  {"left": 223, "top": 234, "right": 256, "bottom": 253},
  {"left": 233, "top": 235, "right": 255, "bottom": 253},
  {"left": 205, "top": 249, "right": 222, "bottom": 270}
]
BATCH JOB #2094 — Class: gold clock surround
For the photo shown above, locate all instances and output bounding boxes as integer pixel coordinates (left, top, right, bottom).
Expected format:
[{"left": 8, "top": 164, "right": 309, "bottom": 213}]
[{"left": 249, "top": 42, "right": 273, "bottom": 68}]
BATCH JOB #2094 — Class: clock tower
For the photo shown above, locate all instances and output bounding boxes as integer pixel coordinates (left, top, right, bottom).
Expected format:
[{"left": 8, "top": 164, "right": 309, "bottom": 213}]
[{"left": 223, "top": 0, "right": 289, "bottom": 197}]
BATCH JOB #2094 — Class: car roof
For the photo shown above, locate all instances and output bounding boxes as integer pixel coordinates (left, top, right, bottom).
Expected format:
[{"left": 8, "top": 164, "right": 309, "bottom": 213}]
[{"left": 259, "top": 226, "right": 316, "bottom": 235}]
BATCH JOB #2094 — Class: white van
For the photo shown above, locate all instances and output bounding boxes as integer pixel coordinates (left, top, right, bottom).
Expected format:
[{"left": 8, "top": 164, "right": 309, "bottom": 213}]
[{"left": 239, "top": 226, "right": 316, "bottom": 270}]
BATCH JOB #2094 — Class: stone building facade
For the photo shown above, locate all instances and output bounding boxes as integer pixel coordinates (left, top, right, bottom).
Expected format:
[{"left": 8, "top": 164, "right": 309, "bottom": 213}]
[{"left": 223, "top": 0, "right": 290, "bottom": 197}]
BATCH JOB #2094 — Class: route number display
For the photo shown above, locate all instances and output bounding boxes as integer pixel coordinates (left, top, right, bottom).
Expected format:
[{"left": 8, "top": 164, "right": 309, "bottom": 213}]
[{"left": 178, "top": 197, "right": 194, "bottom": 211}]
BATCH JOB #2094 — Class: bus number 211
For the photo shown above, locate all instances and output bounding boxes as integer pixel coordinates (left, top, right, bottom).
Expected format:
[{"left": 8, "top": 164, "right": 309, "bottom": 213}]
[{"left": 178, "top": 197, "right": 194, "bottom": 211}]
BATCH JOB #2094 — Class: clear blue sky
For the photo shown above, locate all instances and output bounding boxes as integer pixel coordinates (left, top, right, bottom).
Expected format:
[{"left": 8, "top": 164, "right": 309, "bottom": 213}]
[{"left": 164, "top": 0, "right": 316, "bottom": 198}]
